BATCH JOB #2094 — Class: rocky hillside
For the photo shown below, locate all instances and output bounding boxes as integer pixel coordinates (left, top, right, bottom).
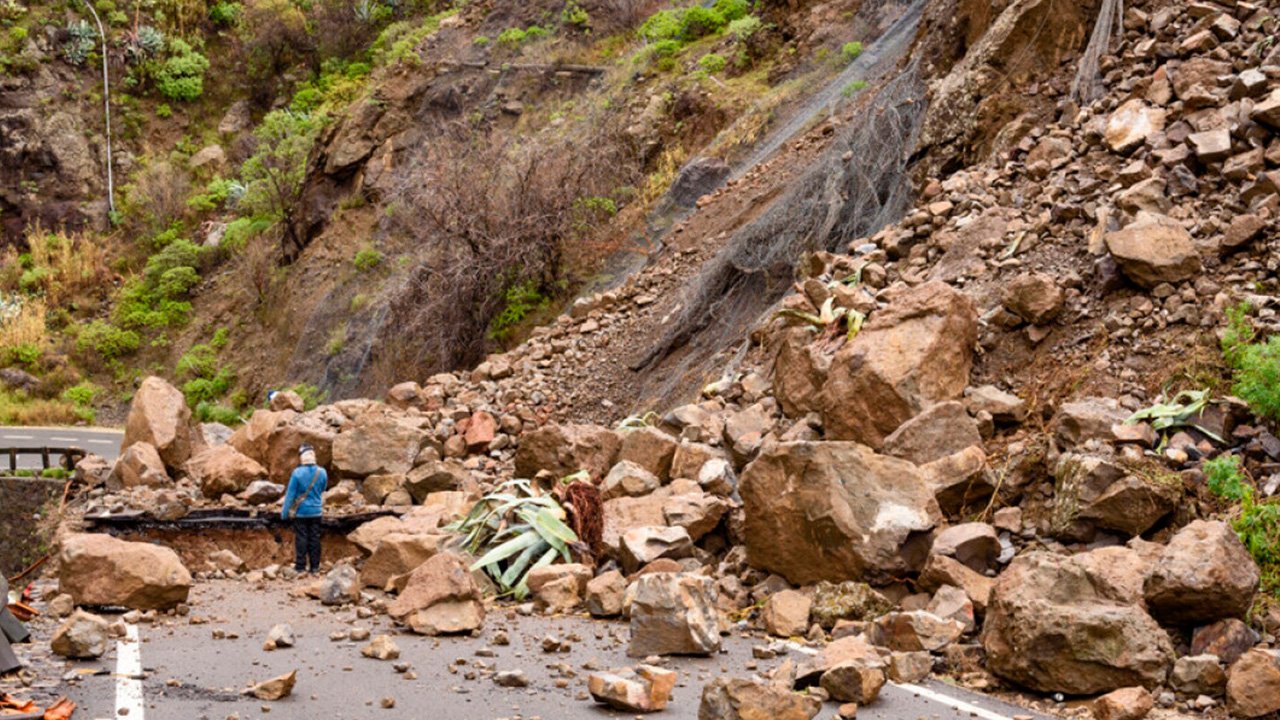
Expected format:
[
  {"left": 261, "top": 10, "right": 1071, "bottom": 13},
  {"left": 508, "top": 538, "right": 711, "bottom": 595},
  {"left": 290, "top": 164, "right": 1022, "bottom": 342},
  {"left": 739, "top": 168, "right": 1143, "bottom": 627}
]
[{"left": 10, "top": 0, "right": 1280, "bottom": 717}]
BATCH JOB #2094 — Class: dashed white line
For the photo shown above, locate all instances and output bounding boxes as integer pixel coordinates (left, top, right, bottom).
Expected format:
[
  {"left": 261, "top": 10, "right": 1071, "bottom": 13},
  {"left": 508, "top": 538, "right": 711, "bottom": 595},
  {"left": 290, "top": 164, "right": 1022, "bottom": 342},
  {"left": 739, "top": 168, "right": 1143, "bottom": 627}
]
[
  {"left": 87, "top": 439, "right": 115, "bottom": 445},
  {"left": 1, "top": 435, "right": 33, "bottom": 440},
  {"left": 895, "top": 682, "right": 1016, "bottom": 720},
  {"left": 50, "top": 436, "right": 79, "bottom": 442},
  {"left": 116, "top": 624, "right": 146, "bottom": 720}
]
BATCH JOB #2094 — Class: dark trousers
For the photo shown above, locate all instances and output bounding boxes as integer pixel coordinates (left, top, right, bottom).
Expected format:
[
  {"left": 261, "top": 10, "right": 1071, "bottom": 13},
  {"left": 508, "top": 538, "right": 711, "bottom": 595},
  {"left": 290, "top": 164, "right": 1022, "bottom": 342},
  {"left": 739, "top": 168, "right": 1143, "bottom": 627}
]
[{"left": 292, "top": 517, "right": 322, "bottom": 572}]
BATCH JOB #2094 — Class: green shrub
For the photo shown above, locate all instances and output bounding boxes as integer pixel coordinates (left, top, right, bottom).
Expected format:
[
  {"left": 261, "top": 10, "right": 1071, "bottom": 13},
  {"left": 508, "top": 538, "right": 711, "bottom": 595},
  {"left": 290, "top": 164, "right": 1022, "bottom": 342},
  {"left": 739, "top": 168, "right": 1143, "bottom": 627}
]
[
  {"left": 639, "top": 9, "right": 681, "bottom": 41},
  {"left": 195, "top": 400, "right": 241, "bottom": 424},
  {"left": 497, "top": 25, "right": 549, "bottom": 48},
  {"left": 841, "top": 41, "right": 863, "bottom": 63},
  {"left": 219, "top": 216, "right": 272, "bottom": 253},
  {"left": 209, "top": 1, "right": 240, "bottom": 25},
  {"left": 473, "top": 35, "right": 489, "bottom": 46},
  {"left": 1, "top": 343, "right": 41, "bottom": 368},
  {"left": 561, "top": 0, "right": 589, "bottom": 29},
  {"left": 727, "top": 15, "right": 761, "bottom": 42},
  {"left": 156, "top": 103, "right": 172, "bottom": 118},
  {"left": 1222, "top": 303, "right": 1280, "bottom": 422},
  {"left": 10, "top": 26, "right": 28, "bottom": 43},
  {"left": 1205, "top": 454, "right": 1250, "bottom": 502},
  {"left": 155, "top": 39, "right": 209, "bottom": 101},
  {"left": 698, "top": 52, "right": 726, "bottom": 73},
  {"left": 713, "top": 0, "right": 750, "bottom": 21},
  {"left": 76, "top": 321, "right": 140, "bottom": 359},
  {"left": 287, "top": 383, "right": 326, "bottom": 410},
  {"left": 841, "top": 79, "right": 867, "bottom": 97},
  {"left": 678, "top": 6, "right": 726, "bottom": 40},
  {"left": 489, "top": 279, "right": 549, "bottom": 343},
  {"left": 353, "top": 247, "right": 383, "bottom": 271}
]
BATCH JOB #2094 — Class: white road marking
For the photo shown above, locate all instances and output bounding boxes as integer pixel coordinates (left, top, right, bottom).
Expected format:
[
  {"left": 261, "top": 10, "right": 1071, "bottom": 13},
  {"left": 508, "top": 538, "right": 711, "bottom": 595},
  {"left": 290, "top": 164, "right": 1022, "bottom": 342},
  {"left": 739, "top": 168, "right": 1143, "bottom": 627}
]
[
  {"left": 50, "top": 436, "right": 79, "bottom": 442},
  {"left": 780, "top": 642, "right": 1018, "bottom": 720},
  {"left": 2, "top": 434, "right": 33, "bottom": 440},
  {"left": 87, "top": 439, "right": 115, "bottom": 445},
  {"left": 116, "top": 624, "right": 146, "bottom": 720},
  {"left": 894, "top": 682, "right": 1016, "bottom": 720}
]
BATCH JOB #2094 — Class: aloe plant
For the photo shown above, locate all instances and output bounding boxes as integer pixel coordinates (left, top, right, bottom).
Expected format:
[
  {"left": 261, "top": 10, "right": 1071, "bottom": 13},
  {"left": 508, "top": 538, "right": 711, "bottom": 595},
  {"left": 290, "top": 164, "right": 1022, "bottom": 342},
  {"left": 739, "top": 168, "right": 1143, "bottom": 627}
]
[
  {"left": 446, "top": 479, "right": 579, "bottom": 599},
  {"left": 776, "top": 296, "right": 866, "bottom": 341}
]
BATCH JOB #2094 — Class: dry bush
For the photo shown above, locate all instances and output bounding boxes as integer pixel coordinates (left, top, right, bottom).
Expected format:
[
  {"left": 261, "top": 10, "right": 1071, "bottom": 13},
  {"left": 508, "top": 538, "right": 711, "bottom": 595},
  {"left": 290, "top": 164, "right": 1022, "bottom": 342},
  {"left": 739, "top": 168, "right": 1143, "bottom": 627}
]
[
  {"left": 238, "top": 233, "right": 282, "bottom": 310},
  {"left": 378, "top": 121, "right": 639, "bottom": 378},
  {"left": 0, "top": 296, "right": 47, "bottom": 351},
  {"left": 128, "top": 161, "right": 192, "bottom": 230},
  {"left": 23, "top": 229, "right": 113, "bottom": 306}
]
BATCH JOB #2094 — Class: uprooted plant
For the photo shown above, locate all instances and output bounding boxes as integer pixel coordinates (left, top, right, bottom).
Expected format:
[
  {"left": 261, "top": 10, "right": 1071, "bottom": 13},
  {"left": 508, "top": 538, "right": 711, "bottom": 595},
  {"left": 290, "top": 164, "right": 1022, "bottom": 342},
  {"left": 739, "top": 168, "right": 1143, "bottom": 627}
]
[
  {"left": 447, "top": 479, "right": 581, "bottom": 599},
  {"left": 1125, "top": 388, "right": 1225, "bottom": 447}
]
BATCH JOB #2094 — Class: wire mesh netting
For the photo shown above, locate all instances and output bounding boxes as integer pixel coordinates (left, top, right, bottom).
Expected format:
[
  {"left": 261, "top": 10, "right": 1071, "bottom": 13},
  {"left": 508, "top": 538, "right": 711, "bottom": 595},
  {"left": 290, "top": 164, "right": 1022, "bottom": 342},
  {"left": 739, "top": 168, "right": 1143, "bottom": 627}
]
[
  {"left": 1069, "top": 0, "right": 1123, "bottom": 104},
  {"left": 634, "top": 59, "right": 928, "bottom": 396}
]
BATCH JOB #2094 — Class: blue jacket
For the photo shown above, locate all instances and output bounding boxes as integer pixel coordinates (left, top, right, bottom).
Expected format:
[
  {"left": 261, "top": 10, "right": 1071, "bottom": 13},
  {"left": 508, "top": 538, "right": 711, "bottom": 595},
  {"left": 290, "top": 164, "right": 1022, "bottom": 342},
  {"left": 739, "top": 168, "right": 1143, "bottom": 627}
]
[{"left": 281, "top": 464, "right": 328, "bottom": 519}]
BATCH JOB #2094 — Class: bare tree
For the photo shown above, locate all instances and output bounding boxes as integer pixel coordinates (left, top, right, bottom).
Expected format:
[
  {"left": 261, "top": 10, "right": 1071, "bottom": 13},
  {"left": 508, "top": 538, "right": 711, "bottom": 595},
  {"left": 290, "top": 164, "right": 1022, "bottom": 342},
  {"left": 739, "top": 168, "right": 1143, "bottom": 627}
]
[{"left": 379, "top": 120, "right": 638, "bottom": 378}]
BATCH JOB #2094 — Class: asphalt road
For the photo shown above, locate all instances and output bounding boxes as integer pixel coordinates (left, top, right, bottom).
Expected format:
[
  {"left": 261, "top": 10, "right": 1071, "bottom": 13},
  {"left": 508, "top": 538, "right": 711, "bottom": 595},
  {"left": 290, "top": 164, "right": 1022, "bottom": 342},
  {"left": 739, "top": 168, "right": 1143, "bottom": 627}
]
[
  {"left": 45, "top": 581, "right": 1052, "bottom": 720},
  {"left": 0, "top": 426, "right": 122, "bottom": 468}
]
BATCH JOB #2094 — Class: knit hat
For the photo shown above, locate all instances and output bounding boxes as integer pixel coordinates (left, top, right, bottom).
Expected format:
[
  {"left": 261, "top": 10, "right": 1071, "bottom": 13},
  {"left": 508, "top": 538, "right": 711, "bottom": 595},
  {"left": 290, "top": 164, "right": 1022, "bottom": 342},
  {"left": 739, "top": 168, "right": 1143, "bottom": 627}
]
[{"left": 299, "top": 444, "right": 317, "bottom": 466}]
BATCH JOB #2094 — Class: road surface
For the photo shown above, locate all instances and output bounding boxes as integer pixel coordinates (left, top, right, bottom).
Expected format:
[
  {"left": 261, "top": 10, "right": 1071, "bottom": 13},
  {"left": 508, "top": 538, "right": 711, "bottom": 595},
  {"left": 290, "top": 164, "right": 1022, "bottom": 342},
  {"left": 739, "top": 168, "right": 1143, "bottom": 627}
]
[
  {"left": 0, "top": 426, "right": 122, "bottom": 468},
  {"left": 34, "top": 581, "right": 1053, "bottom": 720}
]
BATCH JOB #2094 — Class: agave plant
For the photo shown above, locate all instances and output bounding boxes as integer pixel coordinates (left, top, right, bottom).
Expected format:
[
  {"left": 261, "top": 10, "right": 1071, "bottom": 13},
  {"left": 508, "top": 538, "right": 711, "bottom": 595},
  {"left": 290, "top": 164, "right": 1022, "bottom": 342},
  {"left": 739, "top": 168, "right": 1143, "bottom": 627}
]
[
  {"left": 63, "top": 19, "right": 96, "bottom": 65},
  {"left": 776, "top": 296, "right": 866, "bottom": 342},
  {"left": 123, "top": 24, "right": 165, "bottom": 63},
  {"left": 447, "top": 479, "right": 579, "bottom": 599},
  {"left": 1126, "top": 389, "right": 1225, "bottom": 445}
]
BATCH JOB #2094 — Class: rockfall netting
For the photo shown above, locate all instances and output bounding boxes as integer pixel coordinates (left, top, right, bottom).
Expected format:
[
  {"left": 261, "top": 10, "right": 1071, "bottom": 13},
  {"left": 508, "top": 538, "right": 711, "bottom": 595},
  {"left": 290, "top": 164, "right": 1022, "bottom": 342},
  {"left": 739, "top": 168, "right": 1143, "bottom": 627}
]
[
  {"left": 1069, "top": 0, "right": 1124, "bottom": 104},
  {"left": 634, "top": 60, "right": 927, "bottom": 390}
]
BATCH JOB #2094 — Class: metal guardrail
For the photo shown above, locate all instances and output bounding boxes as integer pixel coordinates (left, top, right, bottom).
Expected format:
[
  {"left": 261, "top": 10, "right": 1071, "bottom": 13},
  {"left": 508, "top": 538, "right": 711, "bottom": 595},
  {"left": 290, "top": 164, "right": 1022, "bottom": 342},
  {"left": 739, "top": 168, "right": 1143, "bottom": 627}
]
[{"left": 0, "top": 446, "right": 86, "bottom": 474}]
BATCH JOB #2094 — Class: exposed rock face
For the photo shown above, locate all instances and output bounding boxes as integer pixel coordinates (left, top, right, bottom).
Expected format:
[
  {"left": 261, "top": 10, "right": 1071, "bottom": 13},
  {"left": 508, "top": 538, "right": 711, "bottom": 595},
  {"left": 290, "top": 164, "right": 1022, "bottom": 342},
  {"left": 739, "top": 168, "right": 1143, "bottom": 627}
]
[
  {"left": 740, "top": 441, "right": 941, "bottom": 585},
  {"left": 628, "top": 573, "right": 720, "bottom": 657},
  {"left": 188, "top": 445, "right": 267, "bottom": 498},
  {"left": 109, "top": 442, "right": 171, "bottom": 489},
  {"left": 331, "top": 413, "right": 426, "bottom": 478},
  {"left": 982, "top": 550, "right": 1173, "bottom": 694},
  {"left": 1144, "top": 520, "right": 1259, "bottom": 626},
  {"left": 123, "top": 376, "right": 201, "bottom": 471},
  {"left": 1104, "top": 213, "right": 1202, "bottom": 289},
  {"left": 387, "top": 553, "right": 485, "bottom": 635},
  {"left": 821, "top": 281, "right": 977, "bottom": 447},
  {"left": 514, "top": 423, "right": 621, "bottom": 479},
  {"left": 698, "top": 677, "right": 821, "bottom": 720},
  {"left": 58, "top": 533, "right": 192, "bottom": 610},
  {"left": 50, "top": 610, "right": 109, "bottom": 659}
]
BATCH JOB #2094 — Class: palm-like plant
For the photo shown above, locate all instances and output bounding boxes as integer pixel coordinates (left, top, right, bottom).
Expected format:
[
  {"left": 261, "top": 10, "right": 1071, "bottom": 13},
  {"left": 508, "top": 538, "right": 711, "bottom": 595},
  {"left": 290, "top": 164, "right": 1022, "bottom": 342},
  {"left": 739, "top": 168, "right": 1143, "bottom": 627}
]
[{"left": 447, "top": 479, "right": 580, "bottom": 599}]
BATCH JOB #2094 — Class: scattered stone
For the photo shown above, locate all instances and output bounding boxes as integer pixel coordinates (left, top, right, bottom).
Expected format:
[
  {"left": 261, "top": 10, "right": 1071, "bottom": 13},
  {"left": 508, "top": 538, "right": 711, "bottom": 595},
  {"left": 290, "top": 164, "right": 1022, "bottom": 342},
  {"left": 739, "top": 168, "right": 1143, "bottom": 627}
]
[
  {"left": 587, "top": 665, "right": 677, "bottom": 712},
  {"left": 58, "top": 533, "right": 192, "bottom": 610},
  {"left": 494, "top": 670, "right": 529, "bottom": 688},
  {"left": 388, "top": 553, "right": 485, "bottom": 635},
  {"left": 1145, "top": 520, "right": 1259, "bottom": 626},
  {"left": 50, "top": 610, "right": 109, "bottom": 659},
  {"left": 1227, "top": 649, "right": 1280, "bottom": 718},
  {"left": 319, "top": 565, "right": 360, "bottom": 606},
  {"left": 628, "top": 573, "right": 720, "bottom": 657},
  {"left": 245, "top": 671, "right": 297, "bottom": 701},
  {"left": 699, "top": 677, "right": 821, "bottom": 720},
  {"left": 1093, "top": 687, "right": 1154, "bottom": 720},
  {"left": 362, "top": 635, "right": 400, "bottom": 660},
  {"left": 763, "top": 590, "right": 812, "bottom": 638}
]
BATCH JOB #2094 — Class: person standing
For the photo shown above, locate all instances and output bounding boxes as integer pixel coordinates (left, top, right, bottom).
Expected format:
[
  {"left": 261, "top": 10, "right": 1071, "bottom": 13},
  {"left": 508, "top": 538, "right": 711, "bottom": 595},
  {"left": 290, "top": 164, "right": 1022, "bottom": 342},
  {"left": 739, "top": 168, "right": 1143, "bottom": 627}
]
[{"left": 281, "top": 444, "right": 327, "bottom": 575}]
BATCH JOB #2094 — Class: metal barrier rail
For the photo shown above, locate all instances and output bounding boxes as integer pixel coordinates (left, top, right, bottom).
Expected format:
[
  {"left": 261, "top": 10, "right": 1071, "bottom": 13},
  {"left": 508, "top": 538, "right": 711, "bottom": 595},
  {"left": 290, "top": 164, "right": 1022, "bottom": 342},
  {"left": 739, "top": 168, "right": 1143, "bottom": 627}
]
[{"left": 0, "top": 446, "right": 87, "bottom": 474}]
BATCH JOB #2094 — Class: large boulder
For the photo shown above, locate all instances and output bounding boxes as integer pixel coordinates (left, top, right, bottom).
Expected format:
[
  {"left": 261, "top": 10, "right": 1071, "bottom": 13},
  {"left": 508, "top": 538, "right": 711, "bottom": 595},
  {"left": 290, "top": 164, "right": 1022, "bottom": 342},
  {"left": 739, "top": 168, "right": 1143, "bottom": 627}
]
[
  {"left": 1104, "top": 213, "right": 1202, "bottom": 289},
  {"left": 881, "top": 401, "right": 981, "bottom": 465},
  {"left": 982, "top": 550, "right": 1173, "bottom": 694},
  {"left": 1052, "top": 454, "right": 1181, "bottom": 538},
  {"left": 387, "top": 552, "right": 484, "bottom": 635},
  {"left": 821, "top": 281, "right": 977, "bottom": 447},
  {"left": 122, "top": 376, "right": 201, "bottom": 471},
  {"left": 229, "top": 410, "right": 336, "bottom": 484},
  {"left": 617, "top": 426, "right": 678, "bottom": 480},
  {"left": 187, "top": 444, "right": 267, "bottom": 498},
  {"left": 699, "top": 677, "right": 821, "bottom": 720},
  {"left": 771, "top": 326, "right": 831, "bottom": 418},
  {"left": 108, "top": 442, "right": 170, "bottom": 489},
  {"left": 331, "top": 413, "right": 426, "bottom": 478},
  {"left": 514, "top": 423, "right": 621, "bottom": 480},
  {"left": 628, "top": 573, "right": 720, "bottom": 657},
  {"left": 740, "top": 441, "right": 941, "bottom": 585},
  {"left": 359, "top": 533, "right": 448, "bottom": 589},
  {"left": 1144, "top": 520, "right": 1259, "bottom": 626},
  {"left": 1227, "top": 648, "right": 1280, "bottom": 718},
  {"left": 58, "top": 533, "right": 192, "bottom": 610}
]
